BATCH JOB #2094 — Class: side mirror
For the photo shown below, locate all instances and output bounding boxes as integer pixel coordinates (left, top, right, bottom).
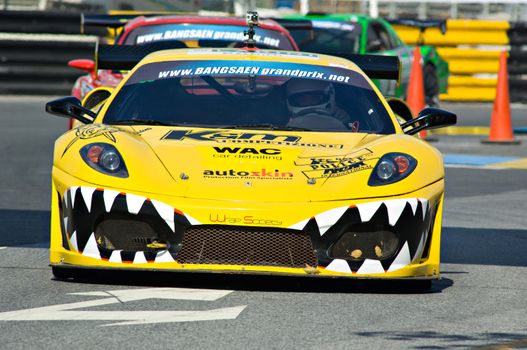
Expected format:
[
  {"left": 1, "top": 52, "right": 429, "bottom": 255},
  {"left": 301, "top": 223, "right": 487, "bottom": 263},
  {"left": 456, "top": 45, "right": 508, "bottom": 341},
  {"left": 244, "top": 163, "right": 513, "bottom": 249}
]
[
  {"left": 68, "top": 59, "right": 96, "bottom": 80},
  {"left": 401, "top": 107, "right": 456, "bottom": 135},
  {"left": 46, "top": 97, "right": 96, "bottom": 124}
]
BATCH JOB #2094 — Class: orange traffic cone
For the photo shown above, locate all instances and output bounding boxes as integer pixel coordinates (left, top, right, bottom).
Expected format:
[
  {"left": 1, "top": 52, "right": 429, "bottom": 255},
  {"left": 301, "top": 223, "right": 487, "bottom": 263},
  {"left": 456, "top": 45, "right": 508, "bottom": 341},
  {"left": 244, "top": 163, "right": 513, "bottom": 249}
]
[
  {"left": 481, "top": 50, "right": 520, "bottom": 144},
  {"left": 407, "top": 47, "right": 435, "bottom": 141}
]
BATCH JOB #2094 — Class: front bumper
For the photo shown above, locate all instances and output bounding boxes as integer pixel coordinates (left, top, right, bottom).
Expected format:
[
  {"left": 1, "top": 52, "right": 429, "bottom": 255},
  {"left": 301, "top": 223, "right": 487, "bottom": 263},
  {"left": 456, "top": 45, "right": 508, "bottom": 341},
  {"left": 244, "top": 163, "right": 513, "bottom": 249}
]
[{"left": 50, "top": 177, "right": 444, "bottom": 279}]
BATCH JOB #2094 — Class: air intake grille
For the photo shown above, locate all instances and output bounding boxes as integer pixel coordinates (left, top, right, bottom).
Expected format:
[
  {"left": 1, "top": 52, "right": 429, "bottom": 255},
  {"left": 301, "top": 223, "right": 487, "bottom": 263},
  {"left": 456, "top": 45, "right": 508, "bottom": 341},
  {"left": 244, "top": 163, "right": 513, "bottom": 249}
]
[{"left": 177, "top": 225, "right": 316, "bottom": 268}]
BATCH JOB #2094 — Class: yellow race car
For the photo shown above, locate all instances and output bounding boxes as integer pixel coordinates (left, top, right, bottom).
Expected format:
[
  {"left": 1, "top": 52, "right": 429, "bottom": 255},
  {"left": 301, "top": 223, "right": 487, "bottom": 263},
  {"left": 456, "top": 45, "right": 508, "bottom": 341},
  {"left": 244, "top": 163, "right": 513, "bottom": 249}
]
[{"left": 46, "top": 42, "right": 455, "bottom": 286}]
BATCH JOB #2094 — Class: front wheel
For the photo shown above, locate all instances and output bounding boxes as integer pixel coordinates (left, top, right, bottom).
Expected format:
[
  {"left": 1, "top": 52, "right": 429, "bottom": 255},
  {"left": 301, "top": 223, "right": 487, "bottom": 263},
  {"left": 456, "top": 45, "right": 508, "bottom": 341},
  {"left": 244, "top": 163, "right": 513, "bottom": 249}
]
[{"left": 424, "top": 64, "right": 439, "bottom": 107}]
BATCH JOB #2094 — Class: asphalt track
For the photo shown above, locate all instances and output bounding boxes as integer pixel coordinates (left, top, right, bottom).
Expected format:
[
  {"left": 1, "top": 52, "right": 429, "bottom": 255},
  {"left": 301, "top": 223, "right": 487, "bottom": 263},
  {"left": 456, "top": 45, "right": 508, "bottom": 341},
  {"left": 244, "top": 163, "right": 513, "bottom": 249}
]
[{"left": 0, "top": 96, "right": 526, "bottom": 350}]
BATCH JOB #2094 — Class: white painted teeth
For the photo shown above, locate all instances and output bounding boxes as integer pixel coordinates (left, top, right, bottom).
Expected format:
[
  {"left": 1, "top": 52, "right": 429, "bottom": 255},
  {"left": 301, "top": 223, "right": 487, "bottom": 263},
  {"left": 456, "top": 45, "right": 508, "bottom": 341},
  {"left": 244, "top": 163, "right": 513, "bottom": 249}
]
[
  {"left": 109, "top": 250, "right": 123, "bottom": 263},
  {"left": 356, "top": 259, "right": 384, "bottom": 274},
  {"left": 357, "top": 201, "right": 382, "bottom": 223},
  {"left": 151, "top": 199, "right": 175, "bottom": 232},
  {"left": 126, "top": 193, "right": 145, "bottom": 215},
  {"left": 421, "top": 199, "right": 429, "bottom": 220},
  {"left": 67, "top": 186, "right": 197, "bottom": 231},
  {"left": 155, "top": 250, "right": 175, "bottom": 263},
  {"left": 184, "top": 214, "right": 201, "bottom": 226},
  {"left": 80, "top": 187, "right": 96, "bottom": 213},
  {"left": 103, "top": 190, "right": 120, "bottom": 212},
  {"left": 70, "top": 186, "right": 78, "bottom": 206},
  {"left": 387, "top": 241, "right": 411, "bottom": 272},
  {"left": 69, "top": 231, "right": 78, "bottom": 252},
  {"left": 357, "top": 198, "right": 429, "bottom": 227},
  {"left": 63, "top": 186, "right": 201, "bottom": 264},
  {"left": 82, "top": 233, "right": 101, "bottom": 260},
  {"left": 325, "top": 259, "right": 351, "bottom": 273},
  {"left": 325, "top": 239, "right": 422, "bottom": 275},
  {"left": 315, "top": 206, "right": 349, "bottom": 236},
  {"left": 412, "top": 232, "right": 426, "bottom": 263},
  {"left": 288, "top": 218, "right": 310, "bottom": 230},
  {"left": 385, "top": 199, "right": 407, "bottom": 226},
  {"left": 408, "top": 198, "right": 418, "bottom": 215},
  {"left": 133, "top": 252, "right": 147, "bottom": 264}
]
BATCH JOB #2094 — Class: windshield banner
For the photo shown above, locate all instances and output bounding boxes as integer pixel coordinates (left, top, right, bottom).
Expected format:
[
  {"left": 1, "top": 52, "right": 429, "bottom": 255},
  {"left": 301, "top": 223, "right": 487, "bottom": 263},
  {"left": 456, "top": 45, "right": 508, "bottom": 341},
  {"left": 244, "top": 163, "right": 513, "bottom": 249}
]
[
  {"left": 126, "top": 24, "right": 285, "bottom": 48},
  {"left": 127, "top": 60, "right": 368, "bottom": 88},
  {"left": 312, "top": 20, "right": 356, "bottom": 31}
]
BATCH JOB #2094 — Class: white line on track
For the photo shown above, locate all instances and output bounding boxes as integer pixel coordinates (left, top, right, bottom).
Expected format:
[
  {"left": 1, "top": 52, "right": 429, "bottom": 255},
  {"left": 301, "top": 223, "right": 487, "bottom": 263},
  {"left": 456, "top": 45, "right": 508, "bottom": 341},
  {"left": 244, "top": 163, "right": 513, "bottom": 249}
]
[{"left": 0, "top": 247, "right": 7, "bottom": 250}]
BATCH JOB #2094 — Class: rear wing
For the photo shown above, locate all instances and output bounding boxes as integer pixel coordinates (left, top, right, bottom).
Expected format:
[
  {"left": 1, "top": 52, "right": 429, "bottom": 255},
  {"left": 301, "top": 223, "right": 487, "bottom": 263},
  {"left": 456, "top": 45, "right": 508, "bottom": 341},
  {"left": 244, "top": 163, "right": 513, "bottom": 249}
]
[
  {"left": 388, "top": 19, "right": 446, "bottom": 46},
  {"left": 388, "top": 18, "right": 447, "bottom": 35},
  {"left": 96, "top": 40, "right": 186, "bottom": 71},
  {"left": 330, "top": 53, "right": 400, "bottom": 81},
  {"left": 96, "top": 42, "right": 400, "bottom": 81},
  {"left": 81, "top": 13, "right": 182, "bottom": 34}
]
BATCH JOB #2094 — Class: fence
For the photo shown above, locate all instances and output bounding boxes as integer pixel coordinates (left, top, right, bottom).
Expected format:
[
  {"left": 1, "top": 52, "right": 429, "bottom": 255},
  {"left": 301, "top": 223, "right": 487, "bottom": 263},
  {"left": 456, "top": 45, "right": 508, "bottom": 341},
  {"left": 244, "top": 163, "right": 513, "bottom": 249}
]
[
  {"left": 392, "top": 19, "right": 527, "bottom": 102},
  {"left": 0, "top": 10, "right": 97, "bottom": 95},
  {"left": 0, "top": 9, "right": 526, "bottom": 100}
]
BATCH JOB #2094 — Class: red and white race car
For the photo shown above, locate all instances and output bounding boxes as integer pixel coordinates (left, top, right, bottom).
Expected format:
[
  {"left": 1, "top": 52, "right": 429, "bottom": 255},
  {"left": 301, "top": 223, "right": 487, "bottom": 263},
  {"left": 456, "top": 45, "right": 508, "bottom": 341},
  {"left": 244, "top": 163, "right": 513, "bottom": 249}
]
[{"left": 70, "top": 14, "right": 299, "bottom": 102}]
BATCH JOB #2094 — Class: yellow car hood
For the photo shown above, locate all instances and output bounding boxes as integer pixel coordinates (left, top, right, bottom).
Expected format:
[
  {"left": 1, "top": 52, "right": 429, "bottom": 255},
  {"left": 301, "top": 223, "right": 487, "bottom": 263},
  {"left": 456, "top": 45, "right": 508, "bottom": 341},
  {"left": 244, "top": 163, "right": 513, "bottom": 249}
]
[
  {"left": 135, "top": 127, "right": 443, "bottom": 201},
  {"left": 55, "top": 125, "right": 443, "bottom": 202}
]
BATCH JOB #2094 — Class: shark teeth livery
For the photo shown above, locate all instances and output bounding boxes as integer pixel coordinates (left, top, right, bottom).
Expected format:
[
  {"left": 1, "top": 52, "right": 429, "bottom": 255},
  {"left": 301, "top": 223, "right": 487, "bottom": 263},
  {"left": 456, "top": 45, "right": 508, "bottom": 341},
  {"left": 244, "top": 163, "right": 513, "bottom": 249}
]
[
  {"left": 62, "top": 186, "right": 199, "bottom": 264},
  {"left": 60, "top": 187, "right": 435, "bottom": 276}
]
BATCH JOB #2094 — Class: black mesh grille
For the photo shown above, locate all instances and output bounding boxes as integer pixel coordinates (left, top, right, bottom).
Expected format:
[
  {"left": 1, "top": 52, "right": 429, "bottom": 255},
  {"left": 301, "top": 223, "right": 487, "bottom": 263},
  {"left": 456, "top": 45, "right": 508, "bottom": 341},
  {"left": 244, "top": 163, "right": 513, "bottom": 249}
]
[{"left": 177, "top": 225, "right": 317, "bottom": 268}]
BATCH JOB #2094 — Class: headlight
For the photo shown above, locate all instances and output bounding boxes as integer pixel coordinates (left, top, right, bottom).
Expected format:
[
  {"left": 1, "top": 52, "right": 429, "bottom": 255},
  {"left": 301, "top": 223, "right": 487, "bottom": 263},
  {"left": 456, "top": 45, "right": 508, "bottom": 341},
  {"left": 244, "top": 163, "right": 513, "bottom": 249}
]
[
  {"left": 80, "top": 143, "right": 128, "bottom": 178},
  {"left": 368, "top": 153, "right": 416, "bottom": 186}
]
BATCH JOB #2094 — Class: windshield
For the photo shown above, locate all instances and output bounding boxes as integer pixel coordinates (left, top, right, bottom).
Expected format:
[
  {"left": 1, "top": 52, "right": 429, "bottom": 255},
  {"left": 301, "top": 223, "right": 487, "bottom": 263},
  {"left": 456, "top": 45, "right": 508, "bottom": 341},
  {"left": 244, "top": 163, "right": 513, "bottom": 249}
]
[
  {"left": 103, "top": 58, "right": 394, "bottom": 134},
  {"left": 122, "top": 23, "right": 295, "bottom": 50},
  {"left": 291, "top": 21, "right": 361, "bottom": 55}
]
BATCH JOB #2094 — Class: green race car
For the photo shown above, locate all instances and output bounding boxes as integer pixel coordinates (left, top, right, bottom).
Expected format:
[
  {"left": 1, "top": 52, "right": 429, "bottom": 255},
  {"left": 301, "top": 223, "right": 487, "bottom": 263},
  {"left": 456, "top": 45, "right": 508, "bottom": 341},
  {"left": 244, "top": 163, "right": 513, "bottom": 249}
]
[{"left": 283, "top": 13, "right": 449, "bottom": 106}]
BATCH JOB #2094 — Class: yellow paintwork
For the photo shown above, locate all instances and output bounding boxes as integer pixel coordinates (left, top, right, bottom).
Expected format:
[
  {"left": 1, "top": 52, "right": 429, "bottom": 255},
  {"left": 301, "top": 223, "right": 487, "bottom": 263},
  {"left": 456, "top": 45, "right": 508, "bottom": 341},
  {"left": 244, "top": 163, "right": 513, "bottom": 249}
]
[
  {"left": 393, "top": 20, "right": 508, "bottom": 102},
  {"left": 50, "top": 48, "right": 446, "bottom": 279},
  {"left": 393, "top": 19, "right": 509, "bottom": 46}
]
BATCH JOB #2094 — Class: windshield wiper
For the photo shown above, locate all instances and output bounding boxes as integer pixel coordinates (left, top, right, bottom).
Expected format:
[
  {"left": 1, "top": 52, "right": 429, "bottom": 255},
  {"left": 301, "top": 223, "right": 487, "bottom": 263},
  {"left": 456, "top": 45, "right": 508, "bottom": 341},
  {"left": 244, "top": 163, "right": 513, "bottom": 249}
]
[
  {"left": 107, "top": 119, "right": 177, "bottom": 126},
  {"left": 220, "top": 123, "right": 312, "bottom": 131}
]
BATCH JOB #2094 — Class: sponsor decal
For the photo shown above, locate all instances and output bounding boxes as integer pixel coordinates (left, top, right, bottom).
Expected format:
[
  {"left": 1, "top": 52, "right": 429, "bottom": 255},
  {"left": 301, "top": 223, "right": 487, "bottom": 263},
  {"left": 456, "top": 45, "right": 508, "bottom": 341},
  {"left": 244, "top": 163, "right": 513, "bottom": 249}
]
[
  {"left": 163, "top": 130, "right": 343, "bottom": 149},
  {"left": 295, "top": 150, "right": 375, "bottom": 179},
  {"left": 62, "top": 125, "right": 150, "bottom": 157},
  {"left": 312, "top": 20, "right": 356, "bottom": 31},
  {"left": 209, "top": 214, "right": 282, "bottom": 226},
  {"left": 203, "top": 168, "right": 293, "bottom": 180},
  {"left": 132, "top": 24, "right": 284, "bottom": 48},
  {"left": 187, "top": 49, "right": 319, "bottom": 59},
  {"left": 126, "top": 61, "right": 369, "bottom": 90},
  {"left": 212, "top": 147, "right": 282, "bottom": 160},
  {"left": 157, "top": 66, "right": 351, "bottom": 83},
  {"left": 62, "top": 124, "right": 121, "bottom": 157}
]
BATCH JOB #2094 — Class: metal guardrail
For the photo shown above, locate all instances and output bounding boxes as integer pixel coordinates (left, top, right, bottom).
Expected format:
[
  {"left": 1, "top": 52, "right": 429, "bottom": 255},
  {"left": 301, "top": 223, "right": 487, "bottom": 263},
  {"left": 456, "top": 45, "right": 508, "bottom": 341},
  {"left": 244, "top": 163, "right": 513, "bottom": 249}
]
[
  {"left": 0, "top": 10, "right": 103, "bottom": 95},
  {"left": 0, "top": 10, "right": 526, "bottom": 100},
  {"left": 0, "top": 37, "right": 95, "bottom": 94}
]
